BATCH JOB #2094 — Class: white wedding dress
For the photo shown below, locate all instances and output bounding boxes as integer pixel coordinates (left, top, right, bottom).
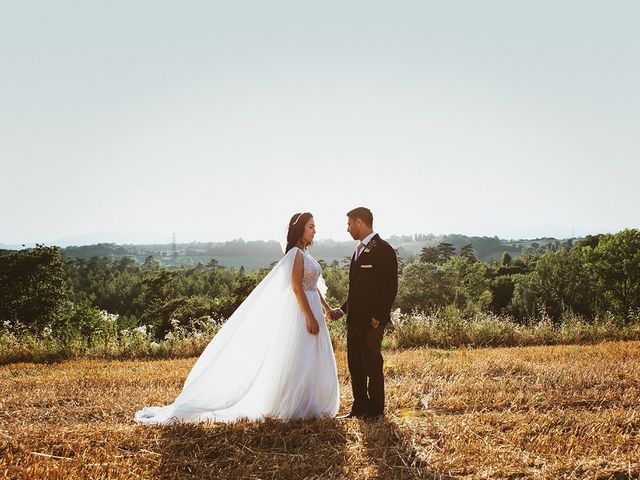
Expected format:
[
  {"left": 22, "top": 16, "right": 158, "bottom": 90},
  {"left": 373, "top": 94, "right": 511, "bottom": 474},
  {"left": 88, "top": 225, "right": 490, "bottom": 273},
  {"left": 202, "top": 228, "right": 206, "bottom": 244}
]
[{"left": 134, "top": 247, "right": 340, "bottom": 424}]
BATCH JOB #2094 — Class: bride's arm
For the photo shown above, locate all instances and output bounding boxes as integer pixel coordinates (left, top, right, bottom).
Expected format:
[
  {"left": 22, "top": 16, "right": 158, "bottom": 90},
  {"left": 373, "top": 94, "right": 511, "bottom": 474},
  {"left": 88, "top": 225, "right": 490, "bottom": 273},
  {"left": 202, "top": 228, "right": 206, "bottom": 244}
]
[
  {"left": 291, "top": 250, "right": 320, "bottom": 335},
  {"left": 318, "top": 289, "right": 332, "bottom": 316}
]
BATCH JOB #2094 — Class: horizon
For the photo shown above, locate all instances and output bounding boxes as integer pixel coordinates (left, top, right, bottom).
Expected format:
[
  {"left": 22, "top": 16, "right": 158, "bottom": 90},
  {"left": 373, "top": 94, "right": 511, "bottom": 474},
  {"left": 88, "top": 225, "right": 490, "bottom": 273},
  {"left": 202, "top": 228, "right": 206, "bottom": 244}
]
[{"left": 0, "top": 228, "right": 617, "bottom": 250}]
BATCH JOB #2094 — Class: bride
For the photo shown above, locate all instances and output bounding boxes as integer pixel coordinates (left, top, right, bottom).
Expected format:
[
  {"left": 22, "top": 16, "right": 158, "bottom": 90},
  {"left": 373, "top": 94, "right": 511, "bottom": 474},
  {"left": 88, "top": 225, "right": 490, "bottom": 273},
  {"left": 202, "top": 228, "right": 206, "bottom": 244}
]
[{"left": 134, "top": 212, "right": 340, "bottom": 424}]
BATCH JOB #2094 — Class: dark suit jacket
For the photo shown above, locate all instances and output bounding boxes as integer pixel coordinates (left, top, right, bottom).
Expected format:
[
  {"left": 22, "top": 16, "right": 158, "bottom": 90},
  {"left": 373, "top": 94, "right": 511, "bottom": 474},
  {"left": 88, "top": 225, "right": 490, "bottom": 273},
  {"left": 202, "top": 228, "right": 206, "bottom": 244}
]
[{"left": 341, "top": 234, "right": 398, "bottom": 327}]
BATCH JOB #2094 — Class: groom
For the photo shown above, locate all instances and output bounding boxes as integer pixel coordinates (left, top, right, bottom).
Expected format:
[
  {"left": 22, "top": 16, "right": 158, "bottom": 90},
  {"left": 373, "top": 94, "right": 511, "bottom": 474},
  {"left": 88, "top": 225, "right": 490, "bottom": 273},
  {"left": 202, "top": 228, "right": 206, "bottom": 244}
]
[{"left": 331, "top": 207, "right": 398, "bottom": 419}]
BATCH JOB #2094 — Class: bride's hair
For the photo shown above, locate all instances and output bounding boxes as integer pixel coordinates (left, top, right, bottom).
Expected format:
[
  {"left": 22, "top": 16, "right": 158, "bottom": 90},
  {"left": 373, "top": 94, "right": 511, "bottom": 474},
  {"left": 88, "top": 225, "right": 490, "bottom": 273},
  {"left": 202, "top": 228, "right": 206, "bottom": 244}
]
[{"left": 285, "top": 212, "right": 313, "bottom": 254}]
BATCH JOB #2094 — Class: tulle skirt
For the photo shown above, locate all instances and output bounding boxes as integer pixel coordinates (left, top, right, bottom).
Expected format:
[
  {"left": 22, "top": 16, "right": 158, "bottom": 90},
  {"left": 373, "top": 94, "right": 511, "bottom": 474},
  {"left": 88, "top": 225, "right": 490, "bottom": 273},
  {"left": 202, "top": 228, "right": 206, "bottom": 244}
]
[{"left": 134, "top": 288, "right": 340, "bottom": 424}]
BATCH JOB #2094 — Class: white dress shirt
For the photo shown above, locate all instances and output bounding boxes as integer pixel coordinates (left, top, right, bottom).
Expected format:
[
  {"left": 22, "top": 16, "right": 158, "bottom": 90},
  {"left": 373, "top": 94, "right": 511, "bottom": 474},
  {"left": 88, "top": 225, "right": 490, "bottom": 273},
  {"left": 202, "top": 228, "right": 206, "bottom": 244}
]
[{"left": 359, "top": 231, "right": 377, "bottom": 250}]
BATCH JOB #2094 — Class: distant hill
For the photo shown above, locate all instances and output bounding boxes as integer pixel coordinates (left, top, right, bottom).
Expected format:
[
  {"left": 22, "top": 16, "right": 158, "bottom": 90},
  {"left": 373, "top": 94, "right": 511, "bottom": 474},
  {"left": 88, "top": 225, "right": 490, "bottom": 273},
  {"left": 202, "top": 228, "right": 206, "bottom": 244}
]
[
  {"left": 51, "top": 234, "right": 574, "bottom": 270},
  {"left": 385, "top": 234, "right": 567, "bottom": 263},
  {"left": 61, "top": 239, "right": 285, "bottom": 271}
]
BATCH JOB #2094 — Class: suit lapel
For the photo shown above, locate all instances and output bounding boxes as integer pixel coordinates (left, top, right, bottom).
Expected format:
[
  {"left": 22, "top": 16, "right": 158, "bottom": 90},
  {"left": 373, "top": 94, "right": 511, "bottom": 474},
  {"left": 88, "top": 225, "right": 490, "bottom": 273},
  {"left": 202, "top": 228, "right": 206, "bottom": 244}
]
[{"left": 349, "top": 250, "right": 356, "bottom": 277}]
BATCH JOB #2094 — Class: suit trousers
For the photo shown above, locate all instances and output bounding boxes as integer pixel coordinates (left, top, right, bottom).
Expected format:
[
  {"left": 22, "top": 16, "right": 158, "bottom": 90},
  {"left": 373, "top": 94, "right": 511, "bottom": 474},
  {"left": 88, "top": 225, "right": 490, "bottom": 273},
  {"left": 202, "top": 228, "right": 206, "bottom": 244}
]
[{"left": 346, "top": 320, "right": 385, "bottom": 415}]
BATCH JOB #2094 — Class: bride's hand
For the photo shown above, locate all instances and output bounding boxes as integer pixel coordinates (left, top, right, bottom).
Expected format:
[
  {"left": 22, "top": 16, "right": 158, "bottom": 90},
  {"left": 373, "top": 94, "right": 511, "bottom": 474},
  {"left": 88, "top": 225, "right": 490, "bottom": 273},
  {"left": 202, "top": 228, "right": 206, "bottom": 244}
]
[{"left": 306, "top": 317, "right": 320, "bottom": 335}]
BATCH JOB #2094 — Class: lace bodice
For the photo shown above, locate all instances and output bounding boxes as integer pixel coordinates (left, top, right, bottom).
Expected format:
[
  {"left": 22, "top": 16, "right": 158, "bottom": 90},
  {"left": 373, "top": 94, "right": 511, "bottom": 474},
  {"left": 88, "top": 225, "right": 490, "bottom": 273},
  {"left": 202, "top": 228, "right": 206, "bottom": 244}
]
[{"left": 300, "top": 248, "right": 322, "bottom": 292}]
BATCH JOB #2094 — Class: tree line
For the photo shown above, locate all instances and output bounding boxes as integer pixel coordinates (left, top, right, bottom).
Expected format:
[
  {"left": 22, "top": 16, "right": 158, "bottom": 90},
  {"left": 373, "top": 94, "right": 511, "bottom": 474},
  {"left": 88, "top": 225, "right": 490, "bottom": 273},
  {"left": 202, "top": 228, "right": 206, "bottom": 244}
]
[
  {"left": 395, "top": 230, "right": 640, "bottom": 323},
  {"left": 1, "top": 230, "right": 638, "bottom": 346},
  {"left": 55, "top": 234, "right": 570, "bottom": 270}
]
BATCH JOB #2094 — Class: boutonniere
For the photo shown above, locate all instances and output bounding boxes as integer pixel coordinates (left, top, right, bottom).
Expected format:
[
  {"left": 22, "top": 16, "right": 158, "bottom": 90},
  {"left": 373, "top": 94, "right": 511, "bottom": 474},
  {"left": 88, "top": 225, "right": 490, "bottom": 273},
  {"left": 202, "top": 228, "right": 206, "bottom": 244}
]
[{"left": 363, "top": 239, "right": 378, "bottom": 254}]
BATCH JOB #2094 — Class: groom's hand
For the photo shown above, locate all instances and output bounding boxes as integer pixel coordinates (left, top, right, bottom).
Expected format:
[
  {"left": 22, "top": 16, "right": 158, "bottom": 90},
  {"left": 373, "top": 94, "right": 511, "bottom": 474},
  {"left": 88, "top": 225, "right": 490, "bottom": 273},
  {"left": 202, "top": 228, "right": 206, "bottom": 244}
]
[{"left": 371, "top": 317, "right": 380, "bottom": 329}]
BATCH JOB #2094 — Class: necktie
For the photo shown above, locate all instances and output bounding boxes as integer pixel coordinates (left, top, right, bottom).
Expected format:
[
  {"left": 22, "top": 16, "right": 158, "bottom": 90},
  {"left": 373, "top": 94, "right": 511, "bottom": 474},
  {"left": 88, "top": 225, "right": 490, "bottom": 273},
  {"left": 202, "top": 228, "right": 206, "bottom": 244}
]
[{"left": 355, "top": 243, "right": 365, "bottom": 260}]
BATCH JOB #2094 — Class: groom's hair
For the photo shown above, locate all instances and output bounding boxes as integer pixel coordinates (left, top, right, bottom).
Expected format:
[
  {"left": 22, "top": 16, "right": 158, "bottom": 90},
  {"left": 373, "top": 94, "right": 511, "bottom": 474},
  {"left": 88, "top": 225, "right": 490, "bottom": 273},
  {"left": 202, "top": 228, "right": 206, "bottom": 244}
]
[{"left": 347, "top": 207, "right": 373, "bottom": 228}]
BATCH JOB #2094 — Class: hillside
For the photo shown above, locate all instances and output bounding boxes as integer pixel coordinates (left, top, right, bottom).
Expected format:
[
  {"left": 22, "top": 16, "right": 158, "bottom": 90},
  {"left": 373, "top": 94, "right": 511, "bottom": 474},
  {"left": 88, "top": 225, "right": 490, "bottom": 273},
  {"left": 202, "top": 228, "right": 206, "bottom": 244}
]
[{"left": 50, "top": 234, "right": 574, "bottom": 270}]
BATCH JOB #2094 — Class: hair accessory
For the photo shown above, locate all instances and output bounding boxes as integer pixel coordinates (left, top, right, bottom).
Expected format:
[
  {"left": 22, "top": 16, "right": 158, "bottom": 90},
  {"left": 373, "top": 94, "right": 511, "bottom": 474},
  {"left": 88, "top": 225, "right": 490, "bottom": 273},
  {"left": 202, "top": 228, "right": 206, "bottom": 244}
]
[{"left": 291, "top": 213, "right": 304, "bottom": 226}]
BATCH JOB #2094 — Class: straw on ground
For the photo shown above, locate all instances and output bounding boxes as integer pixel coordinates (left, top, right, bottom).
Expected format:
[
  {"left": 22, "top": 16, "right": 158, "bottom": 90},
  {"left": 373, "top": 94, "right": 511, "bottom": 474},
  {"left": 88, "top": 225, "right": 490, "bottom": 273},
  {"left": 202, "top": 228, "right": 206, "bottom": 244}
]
[{"left": 1, "top": 341, "right": 638, "bottom": 479}]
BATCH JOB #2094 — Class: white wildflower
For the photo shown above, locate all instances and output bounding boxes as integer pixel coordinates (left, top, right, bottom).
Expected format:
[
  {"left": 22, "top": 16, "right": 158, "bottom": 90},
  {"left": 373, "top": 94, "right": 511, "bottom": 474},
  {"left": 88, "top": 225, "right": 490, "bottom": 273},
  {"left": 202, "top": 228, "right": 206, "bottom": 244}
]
[
  {"left": 100, "top": 310, "right": 119, "bottom": 323},
  {"left": 133, "top": 325, "right": 147, "bottom": 335}
]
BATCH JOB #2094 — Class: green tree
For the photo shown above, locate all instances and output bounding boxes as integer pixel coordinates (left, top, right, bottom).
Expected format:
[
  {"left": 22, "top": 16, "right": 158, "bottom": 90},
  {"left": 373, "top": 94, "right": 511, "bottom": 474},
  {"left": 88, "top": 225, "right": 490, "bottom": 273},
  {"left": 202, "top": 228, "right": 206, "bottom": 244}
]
[
  {"left": 511, "top": 248, "right": 593, "bottom": 321},
  {"left": 396, "top": 262, "right": 454, "bottom": 313},
  {"left": 440, "top": 256, "right": 492, "bottom": 313},
  {"left": 0, "top": 245, "right": 69, "bottom": 332},
  {"left": 321, "top": 260, "right": 349, "bottom": 306},
  {"left": 575, "top": 234, "right": 603, "bottom": 250},
  {"left": 419, "top": 242, "right": 456, "bottom": 264},
  {"left": 419, "top": 246, "right": 440, "bottom": 264},
  {"left": 583, "top": 229, "right": 640, "bottom": 321},
  {"left": 490, "top": 276, "right": 515, "bottom": 313},
  {"left": 460, "top": 244, "right": 477, "bottom": 262},
  {"left": 437, "top": 242, "right": 456, "bottom": 263},
  {"left": 143, "top": 255, "right": 161, "bottom": 271}
]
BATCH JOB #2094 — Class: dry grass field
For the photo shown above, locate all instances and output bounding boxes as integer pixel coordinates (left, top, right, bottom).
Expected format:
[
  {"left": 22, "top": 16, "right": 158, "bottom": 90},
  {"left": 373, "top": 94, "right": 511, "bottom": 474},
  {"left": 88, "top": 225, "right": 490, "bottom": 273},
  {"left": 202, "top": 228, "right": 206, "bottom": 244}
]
[{"left": 1, "top": 341, "right": 639, "bottom": 479}]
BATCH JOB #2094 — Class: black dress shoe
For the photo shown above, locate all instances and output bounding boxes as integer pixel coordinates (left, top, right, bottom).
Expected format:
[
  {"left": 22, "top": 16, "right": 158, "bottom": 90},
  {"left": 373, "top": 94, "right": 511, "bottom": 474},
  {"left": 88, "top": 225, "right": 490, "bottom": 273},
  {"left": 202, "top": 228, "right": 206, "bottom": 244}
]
[
  {"left": 336, "top": 412, "right": 366, "bottom": 419},
  {"left": 363, "top": 412, "right": 385, "bottom": 421}
]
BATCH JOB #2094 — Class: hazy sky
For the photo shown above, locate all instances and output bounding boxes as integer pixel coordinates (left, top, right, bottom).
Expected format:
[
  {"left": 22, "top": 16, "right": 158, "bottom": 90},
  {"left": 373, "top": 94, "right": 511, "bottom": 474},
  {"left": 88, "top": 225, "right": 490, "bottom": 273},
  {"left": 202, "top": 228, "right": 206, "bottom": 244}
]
[{"left": 2, "top": 1, "right": 639, "bottom": 245}]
